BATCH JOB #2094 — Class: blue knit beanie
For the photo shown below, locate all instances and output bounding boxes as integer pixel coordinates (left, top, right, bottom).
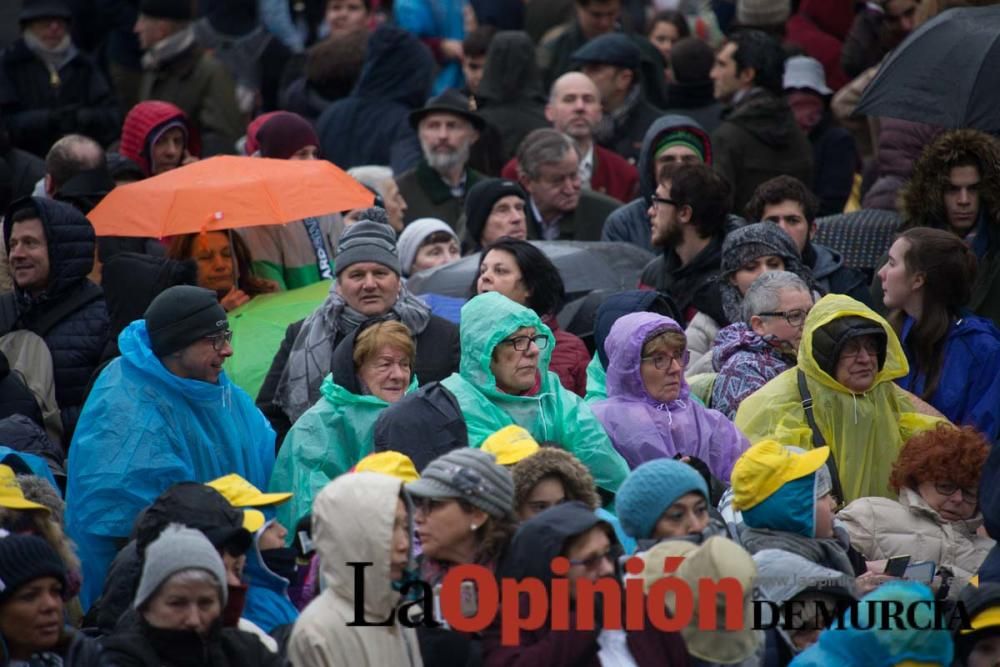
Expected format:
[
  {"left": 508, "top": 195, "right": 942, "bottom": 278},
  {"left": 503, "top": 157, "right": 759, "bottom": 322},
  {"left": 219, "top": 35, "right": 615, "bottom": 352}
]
[{"left": 616, "top": 459, "right": 709, "bottom": 540}]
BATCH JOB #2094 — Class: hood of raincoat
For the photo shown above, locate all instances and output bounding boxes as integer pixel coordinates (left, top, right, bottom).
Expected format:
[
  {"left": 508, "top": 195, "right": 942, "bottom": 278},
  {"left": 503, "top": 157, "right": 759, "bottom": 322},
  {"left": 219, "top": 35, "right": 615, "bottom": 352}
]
[
  {"left": 791, "top": 581, "right": 954, "bottom": 666},
  {"left": 352, "top": 25, "right": 434, "bottom": 109},
  {"left": 499, "top": 501, "right": 613, "bottom": 585},
  {"left": 476, "top": 31, "right": 545, "bottom": 105},
  {"left": 4, "top": 197, "right": 96, "bottom": 306},
  {"left": 734, "top": 295, "right": 945, "bottom": 503},
  {"left": 455, "top": 292, "right": 554, "bottom": 397},
  {"left": 604, "top": 312, "right": 690, "bottom": 405},
  {"left": 242, "top": 520, "right": 299, "bottom": 632},
  {"left": 741, "top": 474, "right": 818, "bottom": 537},
  {"left": 594, "top": 290, "right": 681, "bottom": 368},
  {"left": 312, "top": 472, "right": 412, "bottom": 618},
  {"left": 118, "top": 101, "right": 199, "bottom": 177},
  {"left": 637, "top": 115, "right": 712, "bottom": 203}
]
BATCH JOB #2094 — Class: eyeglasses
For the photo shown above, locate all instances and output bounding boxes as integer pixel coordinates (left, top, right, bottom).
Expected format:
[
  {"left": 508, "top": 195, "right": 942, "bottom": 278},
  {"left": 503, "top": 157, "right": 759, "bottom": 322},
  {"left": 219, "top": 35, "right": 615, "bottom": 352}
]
[
  {"left": 499, "top": 334, "right": 550, "bottom": 352},
  {"left": 640, "top": 349, "right": 689, "bottom": 370},
  {"left": 205, "top": 330, "right": 233, "bottom": 351},
  {"left": 568, "top": 546, "right": 620, "bottom": 570},
  {"left": 757, "top": 309, "right": 811, "bottom": 328},
  {"left": 934, "top": 481, "right": 978, "bottom": 504},
  {"left": 840, "top": 338, "right": 879, "bottom": 359},
  {"left": 652, "top": 196, "right": 679, "bottom": 208}
]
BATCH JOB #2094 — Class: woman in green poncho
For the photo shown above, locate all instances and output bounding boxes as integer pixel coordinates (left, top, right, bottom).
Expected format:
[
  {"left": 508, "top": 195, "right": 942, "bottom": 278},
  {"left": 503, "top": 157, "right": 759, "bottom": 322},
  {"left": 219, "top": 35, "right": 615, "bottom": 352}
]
[
  {"left": 441, "top": 291, "right": 629, "bottom": 494},
  {"left": 269, "top": 320, "right": 418, "bottom": 529}
]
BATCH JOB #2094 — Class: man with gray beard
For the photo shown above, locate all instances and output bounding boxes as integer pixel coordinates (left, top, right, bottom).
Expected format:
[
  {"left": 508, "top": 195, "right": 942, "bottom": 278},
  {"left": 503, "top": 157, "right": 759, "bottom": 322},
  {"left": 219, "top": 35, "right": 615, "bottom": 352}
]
[{"left": 395, "top": 89, "right": 485, "bottom": 230}]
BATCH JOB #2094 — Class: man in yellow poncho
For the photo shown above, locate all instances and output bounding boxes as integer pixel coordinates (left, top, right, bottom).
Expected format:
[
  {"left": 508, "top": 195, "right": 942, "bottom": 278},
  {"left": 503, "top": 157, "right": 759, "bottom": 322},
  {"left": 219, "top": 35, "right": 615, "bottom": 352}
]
[{"left": 735, "top": 294, "right": 946, "bottom": 502}]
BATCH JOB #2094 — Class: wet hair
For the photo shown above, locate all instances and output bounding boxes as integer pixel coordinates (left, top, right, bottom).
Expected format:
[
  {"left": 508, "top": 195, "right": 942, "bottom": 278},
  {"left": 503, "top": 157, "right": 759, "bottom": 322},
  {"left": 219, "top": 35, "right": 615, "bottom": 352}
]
[
  {"left": 889, "top": 424, "right": 988, "bottom": 494},
  {"left": 352, "top": 320, "right": 415, "bottom": 370},
  {"left": 887, "top": 227, "right": 977, "bottom": 400},
  {"left": 729, "top": 29, "right": 786, "bottom": 96},
  {"left": 647, "top": 10, "right": 690, "bottom": 41},
  {"left": 745, "top": 175, "right": 819, "bottom": 224},
  {"left": 166, "top": 231, "right": 272, "bottom": 297},
  {"left": 470, "top": 238, "right": 567, "bottom": 317},
  {"left": 463, "top": 25, "right": 496, "bottom": 58},
  {"left": 10, "top": 203, "right": 40, "bottom": 225},
  {"left": 642, "top": 329, "right": 687, "bottom": 357},
  {"left": 669, "top": 164, "right": 732, "bottom": 239}
]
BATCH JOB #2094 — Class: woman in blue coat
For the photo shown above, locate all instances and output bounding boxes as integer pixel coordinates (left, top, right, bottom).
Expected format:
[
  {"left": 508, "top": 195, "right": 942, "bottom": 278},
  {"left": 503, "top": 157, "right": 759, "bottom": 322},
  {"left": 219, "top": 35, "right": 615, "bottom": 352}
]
[{"left": 879, "top": 227, "right": 1000, "bottom": 441}]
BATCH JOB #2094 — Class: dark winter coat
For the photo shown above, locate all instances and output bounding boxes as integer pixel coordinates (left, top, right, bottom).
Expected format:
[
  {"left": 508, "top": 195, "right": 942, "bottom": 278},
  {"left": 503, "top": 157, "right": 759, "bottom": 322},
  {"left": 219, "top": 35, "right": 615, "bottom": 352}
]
[
  {"left": 863, "top": 119, "right": 943, "bottom": 212},
  {"left": 661, "top": 80, "right": 723, "bottom": 135},
  {"left": 101, "top": 620, "right": 281, "bottom": 667},
  {"left": 639, "top": 232, "right": 728, "bottom": 327},
  {"left": 1, "top": 627, "right": 104, "bottom": 667},
  {"left": 396, "top": 160, "right": 485, "bottom": 230},
  {"left": 802, "top": 241, "right": 870, "bottom": 307},
  {"left": 0, "top": 413, "right": 65, "bottom": 481},
  {"left": 257, "top": 313, "right": 460, "bottom": 443},
  {"left": 483, "top": 502, "right": 690, "bottom": 667},
  {"left": 373, "top": 380, "right": 467, "bottom": 471},
  {"left": 529, "top": 188, "right": 620, "bottom": 242},
  {"left": 0, "top": 351, "right": 42, "bottom": 427},
  {"left": 601, "top": 115, "right": 713, "bottom": 252},
  {"left": 538, "top": 20, "right": 588, "bottom": 89},
  {"left": 0, "top": 197, "right": 108, "bottom": 441},
  {"left": 0, "top": 144, "right": 45, "bottom": 206},
  {"left": 809, "top": 114, "right": 857, "bottom": 216},
  {"left": 712, "top": 89, "right": 814, "bottom": 213},
  {"left": 0, "top": 39, "right": 120, "bottom": 157},
  {"left": 600, "top": 90, "right": 664, "bottom": 166},
  {"left": 476, "top": 31, "right": 549, "bottom": 163},
  {"left": 317, "top": 26, "right": 433, "bottom": 170},
  {"left": 840, "top": 8, "right": 889, "bottom": 79}
]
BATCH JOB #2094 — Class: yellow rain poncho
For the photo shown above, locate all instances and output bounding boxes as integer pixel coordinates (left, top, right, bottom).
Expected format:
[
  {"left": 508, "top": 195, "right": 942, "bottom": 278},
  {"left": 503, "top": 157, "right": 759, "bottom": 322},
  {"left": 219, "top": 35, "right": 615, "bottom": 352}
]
[{"left": 735, "top": 295, "right": 945, "bottom": 502}]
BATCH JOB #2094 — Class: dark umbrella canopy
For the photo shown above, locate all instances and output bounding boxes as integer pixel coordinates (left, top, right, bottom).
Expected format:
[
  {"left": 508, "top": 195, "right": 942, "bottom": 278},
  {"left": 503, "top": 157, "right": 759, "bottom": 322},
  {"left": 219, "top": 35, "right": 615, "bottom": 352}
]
[
  {"left": 856, "top": 5, "right": 1000, "bottom": 132},
  {"left": 406, "top": 241, "right": 654, "bottom": 299}
]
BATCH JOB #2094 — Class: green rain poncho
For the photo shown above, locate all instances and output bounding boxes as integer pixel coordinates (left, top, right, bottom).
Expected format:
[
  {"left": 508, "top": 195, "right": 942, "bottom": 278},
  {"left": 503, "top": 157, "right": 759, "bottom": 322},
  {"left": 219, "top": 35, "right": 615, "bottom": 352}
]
[
  {"left": 270, "top": 372, "right": 417, "bottom": 530},
  {"left": 735, "top": 294, "right": 946, "bottom": 502},
  {"left": 440, "top": 292, "right": 628, "bottom": 493}
]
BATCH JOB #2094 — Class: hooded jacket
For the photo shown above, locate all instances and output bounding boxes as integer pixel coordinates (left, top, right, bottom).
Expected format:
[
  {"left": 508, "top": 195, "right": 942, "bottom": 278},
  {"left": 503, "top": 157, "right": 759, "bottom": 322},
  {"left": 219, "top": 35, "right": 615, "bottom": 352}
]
[
  {"left": 440, "top": 292, "right": 629, "bottom": 494},
  {"left": 734, "top": 295, "right": 945, "bottom": 502},
  {"left": 66, "top": 320, "right": 275, "bottom": 609},
  {"left": 711, "top": 322, "right": 796, "bottom": 420},
  {"left": 712, "top": 89, "right": 814, "bottom": 213},
  {"left": 584, "top": 290, "right": 682, "bottom": 402},
  {"left": 483, "top": 502, "right": 690, "bottom": 667},
  {"left": 590, "top": 313, "right": 748, "bottom": 482},
  {"left": 317, "top": 26, "right": 433, "bottom": 170},
  {"left": 0, "top": 37, "right": 120, "bottom": 157},
  {"left": 101, "top": 619, "right": 281, "bottom": 667},
  {"left": 1, "top": 197, "right": 108, "bottom": 439},
  {"left": 839, "top": 487, "right": 993, "bottom": 596},
  {"left": 288, "top": 472, "right": 422, "bottom": 667},
  {"left": 476, "top": 31, "right": 549, "bottom": 162},
  {"left": 601, "top": 115, "right": 713, "bottom": 252},
  {"left": 803, "top": 241, "right": 869, "bottom": 307},
  {"left": 896, "top": 314, "right": 1000, "bottom": 441},
  {"left": 900, "top": 129, "right": 1000, "bottom": 327},
  {"left": 243, "top": 521, "right": 300, "bottom": 633},
  {"left": 269, "top": 323, "right": 418, "bottom": 531},
  {"left": 118, "top": 101, "right": 200, "bottom": 177}
]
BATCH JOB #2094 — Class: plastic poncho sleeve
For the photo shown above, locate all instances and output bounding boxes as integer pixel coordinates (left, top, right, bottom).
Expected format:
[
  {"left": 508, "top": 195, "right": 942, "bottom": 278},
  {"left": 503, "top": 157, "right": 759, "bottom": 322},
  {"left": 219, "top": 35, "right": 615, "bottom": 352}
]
[
  {"left": 553, "top": 387, "right": 630, "bottom": 494},
  {"left": 584, "top": 354, "right": 607, "bottom": 403}
]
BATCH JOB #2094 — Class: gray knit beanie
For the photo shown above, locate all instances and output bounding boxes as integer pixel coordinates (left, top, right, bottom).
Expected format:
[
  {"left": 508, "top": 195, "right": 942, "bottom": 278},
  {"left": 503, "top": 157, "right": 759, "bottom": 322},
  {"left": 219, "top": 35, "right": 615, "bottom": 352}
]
[
  {"left": 335, "top": 208, "right": 401, "bottom": 276},
  {"left": 407, "top": 448, "right": 515, "bottom": 519},
  {"left": 396, "top": 217, "right": 457, "bottom": 277},
  {"left": 737, "top": 0, "right": 791, "bottom": 26},
  {"left": 134, "top": 524, "right": 228, "bottom": 610}
]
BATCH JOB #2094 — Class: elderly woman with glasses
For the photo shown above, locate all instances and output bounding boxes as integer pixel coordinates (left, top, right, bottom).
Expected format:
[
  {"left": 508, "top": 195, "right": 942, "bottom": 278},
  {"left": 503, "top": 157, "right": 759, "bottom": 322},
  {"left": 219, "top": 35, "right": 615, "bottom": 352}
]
[
  {"left": 838, "top": 425, "right": 994, "bottom": 597},
  {"left": 590, "top": 312, "right": 749, "bottom": 482},
  {"left": 711, "top": 270, "right": 816, "bottom": 419}
]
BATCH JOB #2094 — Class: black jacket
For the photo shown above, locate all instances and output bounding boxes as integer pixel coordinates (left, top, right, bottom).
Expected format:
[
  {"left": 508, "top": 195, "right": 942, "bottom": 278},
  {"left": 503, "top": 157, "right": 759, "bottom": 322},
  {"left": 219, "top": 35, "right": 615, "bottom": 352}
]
[
  {"left": 0, "top": 39, "right": 120, "bottom": 157},
  {"left": 373, "top": 381, "right": 467, "bottom": 471},
  {"left": 599, "top": 89, "right": 663, "bottom": 166},
  {"left": 257, "top": 313, "right": 460, "bottom": 443},
  {"left": 661, "top": 79, "right": 723, "bottom": 135},
  {"left": 639, "top": 232, "right": 729, "bottom": 326},
  {"left": 1, "top": 197, "right": 109, "bottom": 442},
  {"left": 809, "top": 113, "right": 857, "bottom": 216},
  {"left": 0, "top": 352, "right": 42, "bottom": 427},
  {"left": 317, "top": 26, "right": 433, "bottom": 170},
  {"left": 101, "top": 621, "right": 281, "bottom": 667}
]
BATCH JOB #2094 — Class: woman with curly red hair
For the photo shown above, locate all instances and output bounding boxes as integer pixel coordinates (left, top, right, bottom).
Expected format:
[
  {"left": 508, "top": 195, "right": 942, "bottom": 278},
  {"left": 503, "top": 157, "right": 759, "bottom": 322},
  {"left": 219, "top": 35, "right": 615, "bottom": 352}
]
[{"left": 838, "top": 424, "right": 994, "bottom": 597}]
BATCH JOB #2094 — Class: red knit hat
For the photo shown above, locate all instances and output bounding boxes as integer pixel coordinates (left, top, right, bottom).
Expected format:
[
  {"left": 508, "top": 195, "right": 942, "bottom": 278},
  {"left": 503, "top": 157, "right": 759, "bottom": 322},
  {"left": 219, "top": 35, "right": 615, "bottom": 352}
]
[{"left": 119, "top": 101, "right": 200, "bottom": 177}]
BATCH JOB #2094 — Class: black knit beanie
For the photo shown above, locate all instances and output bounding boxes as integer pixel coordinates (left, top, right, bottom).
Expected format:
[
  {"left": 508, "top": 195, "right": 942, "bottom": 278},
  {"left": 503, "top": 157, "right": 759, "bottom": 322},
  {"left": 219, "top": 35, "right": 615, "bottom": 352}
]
[
  {"left": 463, "top": 178, "right": 527, "bottom": 249},
  {"left": 0, "top": 534, "right": 67, "bottom": 604},
  {"left": 144, "top": 285, "right": 228, "bottom": 357}
]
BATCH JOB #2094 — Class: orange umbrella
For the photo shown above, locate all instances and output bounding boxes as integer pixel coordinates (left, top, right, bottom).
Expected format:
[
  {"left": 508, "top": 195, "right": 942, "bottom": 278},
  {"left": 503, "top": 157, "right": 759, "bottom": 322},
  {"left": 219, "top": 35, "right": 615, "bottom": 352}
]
[{"left": 87, "top": 155, "right": 374, "bottom": 237}]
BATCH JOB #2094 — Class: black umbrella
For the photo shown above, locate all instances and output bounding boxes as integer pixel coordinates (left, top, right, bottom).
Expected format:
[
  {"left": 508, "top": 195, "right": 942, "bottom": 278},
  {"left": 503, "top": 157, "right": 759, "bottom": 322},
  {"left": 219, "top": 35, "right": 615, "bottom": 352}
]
[
  {"left": 406, "top": 241, "right": 654, "bottom": 299},
  {"left": 856, "top": 5, "right": 1000, "bottom": 131}
]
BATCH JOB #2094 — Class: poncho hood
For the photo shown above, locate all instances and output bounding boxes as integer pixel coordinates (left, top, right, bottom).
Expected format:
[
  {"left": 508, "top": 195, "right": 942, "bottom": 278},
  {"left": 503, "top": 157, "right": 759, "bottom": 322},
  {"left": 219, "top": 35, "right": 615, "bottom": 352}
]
[{"left": 604, "top": 312, "right": 690, "bottom": 405}]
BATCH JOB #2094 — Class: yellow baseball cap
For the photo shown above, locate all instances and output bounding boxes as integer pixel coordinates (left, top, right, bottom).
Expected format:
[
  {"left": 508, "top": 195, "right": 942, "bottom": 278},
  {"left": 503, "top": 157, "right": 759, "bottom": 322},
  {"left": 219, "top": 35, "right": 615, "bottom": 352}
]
[
  {"left": 731, "top": 440, "right": 830, "bottom": 511},
  {"left": 481, "top": 425, "right": 540, "bottom": 466},
  {"left": 353, "top": 451, "right": 420, "bottom": 482},
  {"left": 0, "top": 464, "right": 49, "bottom": 513},
  {"left": 206, "top": 474, "right": 292, "bottom": 508}
]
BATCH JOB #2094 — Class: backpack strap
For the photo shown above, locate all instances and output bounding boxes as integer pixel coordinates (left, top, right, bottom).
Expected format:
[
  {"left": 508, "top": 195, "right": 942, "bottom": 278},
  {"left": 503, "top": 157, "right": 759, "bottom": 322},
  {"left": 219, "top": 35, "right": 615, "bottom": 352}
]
[{"left": 796, "top": 369, "right": 846, "bottom": 505}]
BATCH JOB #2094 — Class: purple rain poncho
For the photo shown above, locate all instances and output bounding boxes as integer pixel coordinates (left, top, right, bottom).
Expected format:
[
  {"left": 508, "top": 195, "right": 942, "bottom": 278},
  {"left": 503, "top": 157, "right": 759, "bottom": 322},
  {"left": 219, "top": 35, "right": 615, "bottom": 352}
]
[{"left": 590, "top": 312, "right": 749, "bottom": 482}]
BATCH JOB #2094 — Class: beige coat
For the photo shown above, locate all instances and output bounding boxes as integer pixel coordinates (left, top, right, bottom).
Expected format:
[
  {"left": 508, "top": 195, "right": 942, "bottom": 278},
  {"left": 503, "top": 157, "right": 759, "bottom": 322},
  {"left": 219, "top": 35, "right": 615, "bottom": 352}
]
[
  {"left": 287, "top": 473, "right": 422, "bottom": 667},
  {"left": 684, "top": 311, "right": 720, "bottom": 378},
  {"left": 839, "top": 487, "right": 994, "bottom": 592}
]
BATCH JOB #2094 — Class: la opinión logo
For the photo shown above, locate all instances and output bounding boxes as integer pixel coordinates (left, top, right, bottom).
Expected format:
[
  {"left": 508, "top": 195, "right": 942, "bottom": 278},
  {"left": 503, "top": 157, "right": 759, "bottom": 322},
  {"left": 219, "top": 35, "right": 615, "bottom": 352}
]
[{"left": 347, "top": 556, "right": 969, "bottom": 645}]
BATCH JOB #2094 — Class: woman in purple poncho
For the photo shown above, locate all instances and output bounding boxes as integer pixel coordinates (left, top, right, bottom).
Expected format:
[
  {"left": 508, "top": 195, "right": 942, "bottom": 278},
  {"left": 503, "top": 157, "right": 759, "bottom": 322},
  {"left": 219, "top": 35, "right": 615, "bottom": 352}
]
[{"left": 590, "top": 312, "right": 749, "bottom": 482}]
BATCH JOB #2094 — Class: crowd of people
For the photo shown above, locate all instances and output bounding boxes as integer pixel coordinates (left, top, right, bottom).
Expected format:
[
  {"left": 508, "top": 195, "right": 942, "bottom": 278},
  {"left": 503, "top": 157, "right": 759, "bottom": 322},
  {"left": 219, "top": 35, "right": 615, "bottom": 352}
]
[{"left": 1, "top": 0, "right": 1000, "bottom": 665}]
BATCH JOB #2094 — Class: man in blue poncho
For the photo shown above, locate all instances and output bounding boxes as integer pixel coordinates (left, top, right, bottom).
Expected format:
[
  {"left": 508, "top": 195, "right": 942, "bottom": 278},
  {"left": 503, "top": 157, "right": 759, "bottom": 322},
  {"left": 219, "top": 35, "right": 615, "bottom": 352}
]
[{"left": 66, "top": 285, "right": 275, "bottom": 609}]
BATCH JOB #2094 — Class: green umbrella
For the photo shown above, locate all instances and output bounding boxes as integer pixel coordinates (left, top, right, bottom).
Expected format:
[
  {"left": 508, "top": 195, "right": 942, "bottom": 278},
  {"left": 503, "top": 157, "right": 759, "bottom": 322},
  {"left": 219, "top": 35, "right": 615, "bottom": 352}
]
[{"left": 226, "top": 280, "right": 332, "bottom": 400}]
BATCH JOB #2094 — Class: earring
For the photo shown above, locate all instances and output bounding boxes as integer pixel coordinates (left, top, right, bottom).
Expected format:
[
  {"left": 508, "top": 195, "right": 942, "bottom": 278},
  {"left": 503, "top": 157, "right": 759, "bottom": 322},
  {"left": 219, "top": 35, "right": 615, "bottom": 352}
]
[{"left": 470, "top": 524, "right": 478, "bottom": 531}]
